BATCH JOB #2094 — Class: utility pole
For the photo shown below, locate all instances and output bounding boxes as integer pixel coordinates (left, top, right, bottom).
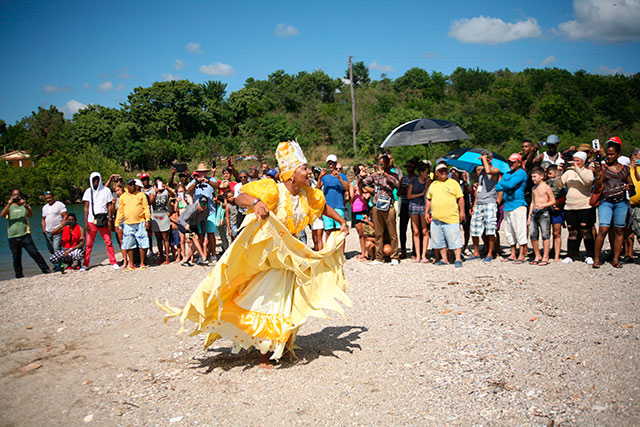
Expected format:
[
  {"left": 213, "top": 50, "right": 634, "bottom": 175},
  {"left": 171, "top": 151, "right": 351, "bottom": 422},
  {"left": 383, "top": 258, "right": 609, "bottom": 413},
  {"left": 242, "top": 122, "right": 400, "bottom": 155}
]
[{"left": 348, "top": 56, "right": 357, "bottom": 154}]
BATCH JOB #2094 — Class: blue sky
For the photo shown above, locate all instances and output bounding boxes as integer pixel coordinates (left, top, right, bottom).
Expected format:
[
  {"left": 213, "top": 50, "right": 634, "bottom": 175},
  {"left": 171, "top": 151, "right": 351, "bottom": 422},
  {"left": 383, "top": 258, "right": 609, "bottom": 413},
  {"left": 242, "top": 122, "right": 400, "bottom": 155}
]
[{"left": 1, "top": 0, "right": 639, "bottom": 124}]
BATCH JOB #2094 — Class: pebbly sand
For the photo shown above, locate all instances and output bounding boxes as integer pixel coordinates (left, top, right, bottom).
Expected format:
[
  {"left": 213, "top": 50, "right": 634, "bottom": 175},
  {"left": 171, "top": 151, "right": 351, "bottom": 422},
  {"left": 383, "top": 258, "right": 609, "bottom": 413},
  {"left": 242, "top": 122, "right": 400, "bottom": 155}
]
[{"left": 0, "top": 229, "right": 639, "bottom": 426}]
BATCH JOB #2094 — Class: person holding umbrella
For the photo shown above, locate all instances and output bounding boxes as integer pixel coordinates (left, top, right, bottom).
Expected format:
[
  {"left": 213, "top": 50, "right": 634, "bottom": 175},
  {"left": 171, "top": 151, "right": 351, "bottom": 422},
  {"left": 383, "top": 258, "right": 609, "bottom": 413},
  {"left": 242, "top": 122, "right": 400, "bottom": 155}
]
[{"left": 496, "top": 153, "right": 529, "bottom": 263}]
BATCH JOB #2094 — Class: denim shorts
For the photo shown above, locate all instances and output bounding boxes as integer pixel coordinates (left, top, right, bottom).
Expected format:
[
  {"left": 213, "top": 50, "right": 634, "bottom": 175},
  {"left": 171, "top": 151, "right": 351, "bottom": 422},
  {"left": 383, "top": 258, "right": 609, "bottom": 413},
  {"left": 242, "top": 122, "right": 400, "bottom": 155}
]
[
  {"left": 322, "top": 208, "right": 344, "bottom": 230},
  {"left": 530, "top": 209, "right": 551, "bottom": 241},
  {"left": 598, "top": 200, "right": 629, "bottom": 228},
  {"left": 430, "top": 220, "right": 463, "bottom": 249},
  {"left": 122, "top": 222, "right": 150, "bottom": 250}
]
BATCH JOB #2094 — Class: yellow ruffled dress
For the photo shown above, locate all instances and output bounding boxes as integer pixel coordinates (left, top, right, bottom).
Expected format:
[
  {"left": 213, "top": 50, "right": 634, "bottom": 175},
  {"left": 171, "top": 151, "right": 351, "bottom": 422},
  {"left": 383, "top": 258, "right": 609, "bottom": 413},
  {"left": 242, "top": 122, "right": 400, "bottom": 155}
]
[{"left": 159, "top": 179, "right": 350, "bottom": 360}]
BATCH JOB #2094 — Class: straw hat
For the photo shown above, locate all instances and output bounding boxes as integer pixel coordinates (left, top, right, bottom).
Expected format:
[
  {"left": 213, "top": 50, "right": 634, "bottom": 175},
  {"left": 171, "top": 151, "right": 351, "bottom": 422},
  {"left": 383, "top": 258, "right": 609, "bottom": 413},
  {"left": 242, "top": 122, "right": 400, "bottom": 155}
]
[{"left": 195, "top": 162, "right": 211, "bottom": 173}]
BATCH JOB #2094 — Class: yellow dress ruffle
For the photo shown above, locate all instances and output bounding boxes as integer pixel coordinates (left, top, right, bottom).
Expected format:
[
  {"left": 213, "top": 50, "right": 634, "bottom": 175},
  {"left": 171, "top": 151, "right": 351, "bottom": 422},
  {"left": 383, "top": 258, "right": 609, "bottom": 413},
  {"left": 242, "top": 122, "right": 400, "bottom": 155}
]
[{"left": 158, "top": 181, "right": 349, "bottom": 360}]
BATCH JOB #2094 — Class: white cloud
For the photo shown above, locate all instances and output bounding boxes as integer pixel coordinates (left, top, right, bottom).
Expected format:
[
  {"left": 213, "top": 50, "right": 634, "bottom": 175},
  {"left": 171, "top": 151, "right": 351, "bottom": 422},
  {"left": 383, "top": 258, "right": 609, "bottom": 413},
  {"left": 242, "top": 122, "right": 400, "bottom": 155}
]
[
  {"left": 540, "top": 55, "right": 557, "bottom": 66},
  {"left": 341, "top": 78, "right": 352, "bottom": 85},
  {"left": 369, "top": 61, "right": 394, "bottom": 72},
  {"left": 185, "top": 42, "right": 202, "bottom": 54},
  {"left": 274, "top": 24, "right": 300, "bottom": 37},
  {"left": 557, "top": 0, "right": 640, "bottom": 41},
  {"left": 42, "top": 85, "right": 70, "bottom": 93},
  {"left": 598, "top": 65, "right": 630, "bottom": 75},
  {"left": 115, "top": 83, "right": 125, "bottom": 90},
  {"left": 98, "top": 81, "right": 113, "bottom": 91},
  {"left": 163, "top": 73, "right": 180, "bottom": 81},
  {"left": 175, "top": 59, "right": 184, "bottom": 70},
  {"left": 199, "top": 62, "right": 234, "bottom": 76},
  {"left": 449, "top": 16, "right": 542, "bottom": 44},
  {"left": 61, "top": 99, "right": 87, "bottom": 117}
]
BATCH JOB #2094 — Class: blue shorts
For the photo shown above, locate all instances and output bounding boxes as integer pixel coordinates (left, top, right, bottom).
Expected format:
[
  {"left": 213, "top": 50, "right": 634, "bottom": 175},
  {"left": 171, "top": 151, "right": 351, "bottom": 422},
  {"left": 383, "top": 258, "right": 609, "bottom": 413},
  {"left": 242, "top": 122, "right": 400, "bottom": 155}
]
[
  {"left": 122, "top": 223, "right": 149, "bottom": 250},
  {"left": 170, "top": 229, "right": 180, "bottom": 246},
  {"left": 599, "top": 200, "right": 629, "bottom": 228},
  {"left": 550, "top": 209, "right": 564, "bottom": 225},
  {"left": 323, "top": 208, "right": 344, "bottom": 230},
  {"left": 430, "top": 220, "right": 463, "bottom": 250},
  {"left": 206, "top": 212, "right": 218, "bottom": 233}
]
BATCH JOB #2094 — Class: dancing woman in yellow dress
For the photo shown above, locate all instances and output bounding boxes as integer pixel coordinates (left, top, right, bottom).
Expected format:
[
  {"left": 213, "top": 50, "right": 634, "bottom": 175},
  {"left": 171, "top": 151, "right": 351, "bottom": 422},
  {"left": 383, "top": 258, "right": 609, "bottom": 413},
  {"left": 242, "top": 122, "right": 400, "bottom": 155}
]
[{"left": 159, "top": 141, "right": 350, "bottom": 360}]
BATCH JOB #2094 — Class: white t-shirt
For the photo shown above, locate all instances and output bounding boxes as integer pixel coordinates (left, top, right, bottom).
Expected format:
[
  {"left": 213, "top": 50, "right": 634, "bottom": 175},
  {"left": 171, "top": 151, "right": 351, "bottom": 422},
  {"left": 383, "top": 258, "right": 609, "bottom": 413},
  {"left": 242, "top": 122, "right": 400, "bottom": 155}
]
[
  {"left": 82, "top": 187, "right": 113, "bottom": 224},
  {"left": 42, "top": 201, "right": 67, "bottom": 232}
]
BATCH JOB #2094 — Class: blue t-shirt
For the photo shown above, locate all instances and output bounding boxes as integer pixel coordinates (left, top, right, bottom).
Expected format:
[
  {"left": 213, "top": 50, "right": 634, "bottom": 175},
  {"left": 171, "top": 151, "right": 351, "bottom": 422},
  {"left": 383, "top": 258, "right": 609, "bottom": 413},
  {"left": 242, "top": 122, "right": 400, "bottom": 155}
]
[
  {"left": 496, "top": 168, "right": 528, "bottom": 212},
  {"left": 189, "top": 178, "right": 216, "bottom": 211},
  {"left": 321, "top": 173, "right": 348, "bottom": 210}
]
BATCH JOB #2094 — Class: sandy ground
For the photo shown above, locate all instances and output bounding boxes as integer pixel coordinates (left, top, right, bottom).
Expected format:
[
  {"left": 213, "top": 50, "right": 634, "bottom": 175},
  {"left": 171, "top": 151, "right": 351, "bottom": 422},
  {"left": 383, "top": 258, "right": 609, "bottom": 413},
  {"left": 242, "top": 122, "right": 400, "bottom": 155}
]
[{"left": 1, "top": 229, "right": 639, "bottom": 426}]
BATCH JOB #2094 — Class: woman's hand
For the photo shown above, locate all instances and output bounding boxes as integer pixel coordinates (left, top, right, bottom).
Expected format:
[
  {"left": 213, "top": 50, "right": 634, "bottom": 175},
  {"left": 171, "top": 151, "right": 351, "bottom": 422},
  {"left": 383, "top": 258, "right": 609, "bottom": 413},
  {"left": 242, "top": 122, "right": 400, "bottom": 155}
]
[{"left": 254, "top": 200, "right": 269, "bottom": 219}]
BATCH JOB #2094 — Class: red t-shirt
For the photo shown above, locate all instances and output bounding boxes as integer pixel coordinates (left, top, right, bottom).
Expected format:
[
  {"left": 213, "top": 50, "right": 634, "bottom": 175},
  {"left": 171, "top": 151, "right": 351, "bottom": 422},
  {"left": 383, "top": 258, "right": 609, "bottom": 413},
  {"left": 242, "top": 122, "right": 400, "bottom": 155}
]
[{"left": 61, "top": 224, "right": 82, "bottom": 249}]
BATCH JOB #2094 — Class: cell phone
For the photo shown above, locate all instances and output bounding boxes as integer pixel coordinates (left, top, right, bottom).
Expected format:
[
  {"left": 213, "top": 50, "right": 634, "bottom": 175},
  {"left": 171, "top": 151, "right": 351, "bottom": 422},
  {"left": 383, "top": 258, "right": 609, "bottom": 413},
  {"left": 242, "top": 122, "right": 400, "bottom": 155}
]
[{"left": 592, "top": 139, "right": 600, "bottom": 151}]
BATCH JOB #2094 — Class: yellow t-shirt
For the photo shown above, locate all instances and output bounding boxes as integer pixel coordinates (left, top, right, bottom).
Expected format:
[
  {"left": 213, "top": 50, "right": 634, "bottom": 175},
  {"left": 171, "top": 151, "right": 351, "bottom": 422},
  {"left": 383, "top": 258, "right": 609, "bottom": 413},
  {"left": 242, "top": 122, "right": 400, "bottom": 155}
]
[
  {"left": 115, "top": 191, "right": 150, "bottom": 225},
  {"left": 427, "top": 178, "right": 463, "bottom": 224}
]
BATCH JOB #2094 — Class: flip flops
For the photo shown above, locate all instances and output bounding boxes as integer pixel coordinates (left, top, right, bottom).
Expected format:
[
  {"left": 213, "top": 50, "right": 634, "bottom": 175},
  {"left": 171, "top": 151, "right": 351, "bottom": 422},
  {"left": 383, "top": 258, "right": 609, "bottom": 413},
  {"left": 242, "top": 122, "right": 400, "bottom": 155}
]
[{"left": 537, "top": 261, "right": 550, "bottom": 266}]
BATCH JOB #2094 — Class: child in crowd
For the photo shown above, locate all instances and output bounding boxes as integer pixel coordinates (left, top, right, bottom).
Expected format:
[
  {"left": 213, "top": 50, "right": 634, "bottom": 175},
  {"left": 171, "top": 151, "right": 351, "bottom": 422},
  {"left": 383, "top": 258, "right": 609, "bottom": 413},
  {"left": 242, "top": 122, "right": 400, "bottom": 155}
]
[
  {"left": 350, "top": 164, "right": 370, "bottom": 260},
  {"left": 528, "top": 167, "right": 556, "bottom": 266},
  {"left": 169, "top": 207, "right": 182, "bottom": 263},
  {"left": 215, "top": 194, "right": 229, "bottom": 254},
  {"left": 113, "top": 183, "right": 128, "bottom": 268},
  {"left": 545, "top": 165, "right": 566, "bottom": 261},
  {"left": 225, "top": 191, "right": 239, "bottom": 241}
]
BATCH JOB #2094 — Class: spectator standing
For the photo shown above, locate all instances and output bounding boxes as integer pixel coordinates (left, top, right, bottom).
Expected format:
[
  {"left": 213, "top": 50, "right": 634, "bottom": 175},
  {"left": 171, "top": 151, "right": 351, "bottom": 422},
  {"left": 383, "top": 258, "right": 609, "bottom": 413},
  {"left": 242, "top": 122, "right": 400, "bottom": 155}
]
[
  {"left": 2, "top": 189, "right": 51, "bottom": 278},
  {"left": 350, "top": 164, "right": 370, "bottom": 260},
  {"left": 536, "top": 135, "right": 565, "bottom": 169},
  {"left": 545, "top": 165, "right": 566, "bottom": 262},
  {"left": 528, "top": 167, "right": 556, "bottom": 266},
  {"left": 470, "top": 153, "right": 500, "bottom": 262},
  {"left": 398, "top": 159, "right": 417, "bottom": 258},
  {"left": 318, "top": 154, "right": 349, "bottom": 239},
  {"left": 496, "top": 153, "right": 529, "bottom": 263},
  {"left": 48, "top": 213, "right": 84, "bottom": 270},
  {"left": 560, "top": 151, "right": 596, "bottom": 264},
  {"left": 113, "top": 183, "right": 128, "bottom": 268},
  {"left": 149, "top": 177, "right": 175, "bottom": 264},
  {"left": 82, "top": 172, "right": 119, "bottom": 270},
  {"left": 629, "top": 149, "right": 640, "bottom": 251},
  {"left": 407, "top": 162, "right": 430, "bottom": 263},
  {"left": 362, "top": 154, "right": 400, "bottom": 265},
  {"left": 425, "top": 164, "right": 465, "bottom": 267},
  {"left": 115, "top": 179, "right": 151, "bottom": 270},
  {"left": 593, "top": 142, "right": 633, "bottom": 268},
  {"left": 187, "top": 163, "right": 218, "bottom": 262},
  {"left": 41, "top": 190, "right": 67, "bottom": 271}
]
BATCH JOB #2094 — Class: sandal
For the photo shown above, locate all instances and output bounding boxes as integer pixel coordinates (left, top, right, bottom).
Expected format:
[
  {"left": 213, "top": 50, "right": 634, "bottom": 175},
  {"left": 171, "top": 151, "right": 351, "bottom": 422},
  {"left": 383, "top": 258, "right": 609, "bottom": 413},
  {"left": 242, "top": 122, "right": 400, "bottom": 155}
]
[
  {"left": 529, "top": 260, "right": 540, "bottom": 265},
  {"left": 592, "top": 263, "right": 601, "bottom": 269},
  {"left": 501, "top": 257, "right": 516, "bottom": 263},
  {"left": 537, "top": 261, "right": 550, "bottom": 266},
  {"left": 611, "top": 262, "right": 623, "bottom": 269}
]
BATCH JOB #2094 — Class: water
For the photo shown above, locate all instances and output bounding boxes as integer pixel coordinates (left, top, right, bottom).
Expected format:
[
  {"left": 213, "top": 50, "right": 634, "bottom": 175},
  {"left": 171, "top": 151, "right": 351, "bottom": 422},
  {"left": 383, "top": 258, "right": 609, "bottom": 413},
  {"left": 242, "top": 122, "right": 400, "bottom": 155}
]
[{"left": 0, "top": 204, "right": 111, "bottom": 281}]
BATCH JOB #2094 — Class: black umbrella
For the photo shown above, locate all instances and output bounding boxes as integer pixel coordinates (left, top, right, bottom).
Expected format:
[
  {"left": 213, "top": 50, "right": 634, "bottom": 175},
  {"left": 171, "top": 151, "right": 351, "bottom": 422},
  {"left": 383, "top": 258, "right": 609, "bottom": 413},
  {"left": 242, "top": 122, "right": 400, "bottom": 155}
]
[{"left": 380, "top": 118, "right": 469, "bottom": 149}]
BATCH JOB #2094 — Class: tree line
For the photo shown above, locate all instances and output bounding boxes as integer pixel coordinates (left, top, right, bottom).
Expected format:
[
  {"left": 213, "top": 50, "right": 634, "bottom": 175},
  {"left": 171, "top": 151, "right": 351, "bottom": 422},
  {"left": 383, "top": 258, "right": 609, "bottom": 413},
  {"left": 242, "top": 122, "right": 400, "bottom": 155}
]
[{"left": 1, "top": 64, "right": 639, "bottom": 203}]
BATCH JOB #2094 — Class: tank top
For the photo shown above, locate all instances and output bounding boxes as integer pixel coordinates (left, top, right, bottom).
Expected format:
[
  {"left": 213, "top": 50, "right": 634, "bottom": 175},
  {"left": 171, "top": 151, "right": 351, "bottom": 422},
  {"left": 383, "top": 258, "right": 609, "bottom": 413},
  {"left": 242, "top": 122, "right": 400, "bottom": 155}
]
[
  {"left": 603, "top": 164, "right": 629, "bottom": 203},
  {"left": 409, "top": 176, "right": 427, "bottom": 205},
  {"left": 351, "top": 179, "right": 367, "bottom": 213}
]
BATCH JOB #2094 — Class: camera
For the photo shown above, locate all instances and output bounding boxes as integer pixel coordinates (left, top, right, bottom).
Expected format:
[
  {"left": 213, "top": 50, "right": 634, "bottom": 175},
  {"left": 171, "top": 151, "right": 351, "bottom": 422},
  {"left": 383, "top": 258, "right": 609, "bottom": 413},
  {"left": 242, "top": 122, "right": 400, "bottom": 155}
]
[
  {"left": 174, "top": 162, "right": 187, "bottom": 172},
  {"left": 312, "top": 166, "right": 321, "bottom": 175}
]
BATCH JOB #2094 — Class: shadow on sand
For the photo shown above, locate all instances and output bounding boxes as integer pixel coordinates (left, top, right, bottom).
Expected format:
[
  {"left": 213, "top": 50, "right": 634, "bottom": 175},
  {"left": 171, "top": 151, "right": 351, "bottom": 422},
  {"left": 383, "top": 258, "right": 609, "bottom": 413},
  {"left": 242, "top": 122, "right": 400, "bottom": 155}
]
[{"left": 191, "top": 325, "right": 368, "bottom": 372}]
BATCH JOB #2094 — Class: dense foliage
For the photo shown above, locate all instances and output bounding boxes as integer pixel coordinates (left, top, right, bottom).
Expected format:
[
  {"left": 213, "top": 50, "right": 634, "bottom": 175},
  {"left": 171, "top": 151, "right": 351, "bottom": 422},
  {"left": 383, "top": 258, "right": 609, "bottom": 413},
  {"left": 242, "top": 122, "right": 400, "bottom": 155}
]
[{"left": 2, "top": 64, "right": 639, "bottom": 202}]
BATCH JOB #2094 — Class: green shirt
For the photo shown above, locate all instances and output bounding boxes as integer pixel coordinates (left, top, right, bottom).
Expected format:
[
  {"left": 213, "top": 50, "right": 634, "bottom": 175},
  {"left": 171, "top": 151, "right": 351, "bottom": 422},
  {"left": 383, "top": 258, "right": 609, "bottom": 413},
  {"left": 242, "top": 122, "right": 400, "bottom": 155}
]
[{"left": 7, "top": 204, "right": 30, "bottom": 238}]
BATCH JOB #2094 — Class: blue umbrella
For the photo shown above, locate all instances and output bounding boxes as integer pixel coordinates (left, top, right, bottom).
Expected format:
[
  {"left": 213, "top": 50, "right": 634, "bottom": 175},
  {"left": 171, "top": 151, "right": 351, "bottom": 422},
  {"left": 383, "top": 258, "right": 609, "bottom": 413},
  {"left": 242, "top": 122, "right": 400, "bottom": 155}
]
[{"left": 442, "top": 148, "right": 509, "bottom": 174}]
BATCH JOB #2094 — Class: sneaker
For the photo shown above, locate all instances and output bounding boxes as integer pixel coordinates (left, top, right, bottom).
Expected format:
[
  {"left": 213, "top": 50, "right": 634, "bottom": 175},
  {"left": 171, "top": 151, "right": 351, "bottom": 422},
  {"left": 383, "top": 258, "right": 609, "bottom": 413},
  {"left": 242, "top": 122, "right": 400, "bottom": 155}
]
[
  {"left": 196, "top": 260, "right": 209, "bottom": 266},
  {"left": 561, "top": 257, "right": 573, "bottom": 264},
  {"left": 390, "top": 259, "right": 399, "bottom": 266},
  {"left": 79, "top": 266, "right": 87, "bottom": 272},
  {"left": 368, "top": 260, "right": 384, "bottom": 266},
  {"left": 181, "top": 261, "right": 193, "bottom": 267},
  {"left": 584, "top": 257, "right": 594, "bottom": 265},
  {"left": 112, "top": 264, "right": 120, "bottom": 270},
  {"left": 482, "top": 256, "right": 493, "bottom": 263},
  {"left": 454, "top": 260, "right": 463, "bottom": 268}
]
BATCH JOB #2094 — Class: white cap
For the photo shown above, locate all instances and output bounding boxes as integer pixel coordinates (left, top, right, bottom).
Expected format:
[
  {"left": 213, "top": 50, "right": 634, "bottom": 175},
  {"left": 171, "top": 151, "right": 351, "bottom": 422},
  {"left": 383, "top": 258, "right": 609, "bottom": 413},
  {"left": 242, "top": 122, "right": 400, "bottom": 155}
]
[
  {"left": 134, "top": 179, "right": 144, "bottom": 187},
  {"left": 326, "top": 154, "right": 337, "bottom": 163},
  {"left": 572, "top": 151, "right": 587, "bottom": 162},
  {"left": 435, "top": 163, "right": 448, "bottom": 172},
  {"left": 618, "top": 155, "right": 631, "bottom": 166}
]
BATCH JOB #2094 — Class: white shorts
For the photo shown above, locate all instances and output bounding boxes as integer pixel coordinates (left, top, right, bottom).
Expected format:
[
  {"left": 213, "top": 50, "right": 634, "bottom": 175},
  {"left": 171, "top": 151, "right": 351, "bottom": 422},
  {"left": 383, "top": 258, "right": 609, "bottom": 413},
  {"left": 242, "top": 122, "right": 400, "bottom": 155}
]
[
  {"left": 503, "top": 206, "right": 528, "bottom": 246},
  {"left": 311, "top": 217, "right": 324, "bottom": 231}
]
